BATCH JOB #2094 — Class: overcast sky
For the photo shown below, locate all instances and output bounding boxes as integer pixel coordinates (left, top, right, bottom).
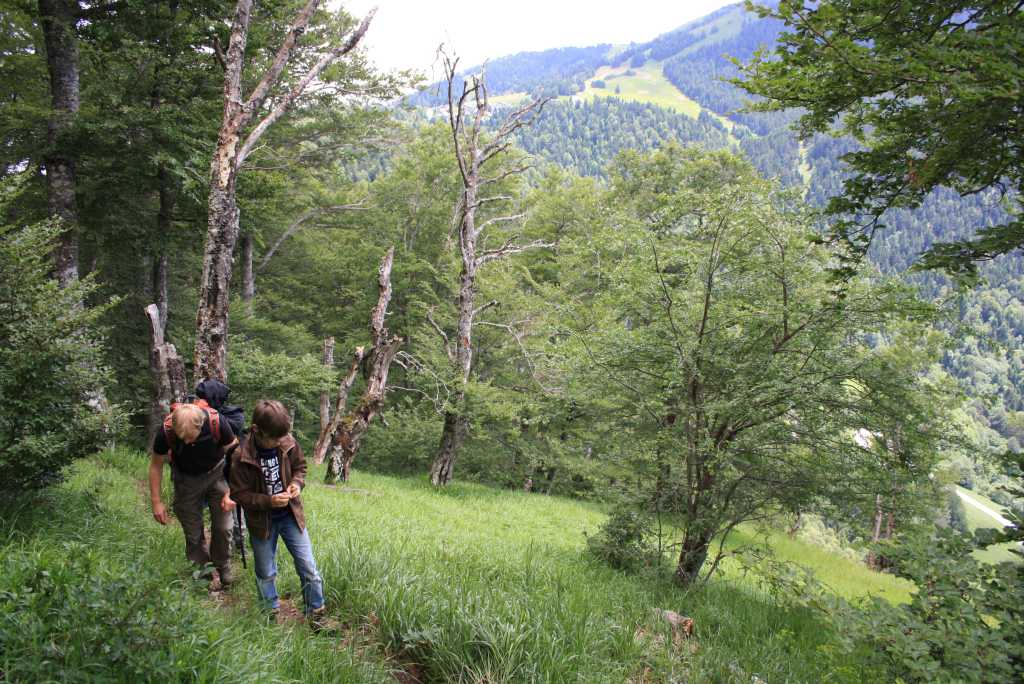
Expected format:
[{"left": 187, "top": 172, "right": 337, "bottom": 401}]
[{"left": 342, "top": 0, "right": 737, "bottom": 77}]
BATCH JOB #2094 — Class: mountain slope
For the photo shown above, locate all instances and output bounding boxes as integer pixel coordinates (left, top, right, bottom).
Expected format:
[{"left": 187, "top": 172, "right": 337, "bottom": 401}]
[{"left": 410, "top": 3, "right": 1022, "bottom": 441}]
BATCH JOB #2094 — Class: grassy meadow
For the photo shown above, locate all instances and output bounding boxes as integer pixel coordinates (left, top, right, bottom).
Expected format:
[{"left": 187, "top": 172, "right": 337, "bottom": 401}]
[
  {"left": 0, "top": 449, "right": 914, "bottom": 682},
  {"left": 955, "top": 485, "right": 1021, "bottom": 565},
  {"left": 572, "top": 62, "right": 704, "bottom": 117}
]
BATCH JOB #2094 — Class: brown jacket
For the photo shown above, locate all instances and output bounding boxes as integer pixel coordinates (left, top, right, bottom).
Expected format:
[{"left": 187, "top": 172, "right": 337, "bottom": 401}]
[{"left": 229, "top": 434, "right": 307, "bottom": 540}]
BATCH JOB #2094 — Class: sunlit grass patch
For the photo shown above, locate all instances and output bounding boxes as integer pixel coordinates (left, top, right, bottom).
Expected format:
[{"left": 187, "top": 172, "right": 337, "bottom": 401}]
[{"left": 1, "top": 451, "right": 908, "bottom": 682}]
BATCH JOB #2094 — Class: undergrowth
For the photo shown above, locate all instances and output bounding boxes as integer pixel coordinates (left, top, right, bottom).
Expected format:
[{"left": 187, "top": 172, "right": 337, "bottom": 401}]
[{"left": 0, "top": 449, "right": 911, "bottom": 682}]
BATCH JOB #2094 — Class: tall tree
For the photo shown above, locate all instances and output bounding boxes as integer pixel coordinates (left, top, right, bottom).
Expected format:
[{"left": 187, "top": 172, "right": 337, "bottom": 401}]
[
  {"left": 557, "top": 145, "right": 949, "bottom": 585},
  {"left": 736, "top": 0, "right": 1024, "bottom": 280},
  {"left": 428, "top": 52, "right": 549, "bottom": 486},
  {"left": 194, "top": 0, "right": 375, "bottom": 383},
  {"left": 36, "top": 0, "right": 80, "bottom": 287}
]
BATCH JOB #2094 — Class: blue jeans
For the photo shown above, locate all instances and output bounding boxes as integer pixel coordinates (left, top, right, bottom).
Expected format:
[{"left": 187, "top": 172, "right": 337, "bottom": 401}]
[{"left": 250, "top": 512, "right": 324, "bottom": 614}]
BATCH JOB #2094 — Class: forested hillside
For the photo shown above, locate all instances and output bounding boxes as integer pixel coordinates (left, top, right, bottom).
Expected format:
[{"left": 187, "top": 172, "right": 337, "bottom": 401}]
[
  {"left": 430, "top": 1, "right": 1024, "bottom": 469},
  {"left": 3, "top": 1, "right": 1023, "bottom": 681}
]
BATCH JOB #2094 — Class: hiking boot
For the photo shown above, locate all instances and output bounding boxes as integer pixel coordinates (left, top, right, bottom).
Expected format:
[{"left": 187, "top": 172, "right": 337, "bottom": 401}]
[
  {"left": 308, "top": 606, "right": 328, "bottom": 633},
  {"left": 218, "top": 565, "right": 235, "bottom": 587}
]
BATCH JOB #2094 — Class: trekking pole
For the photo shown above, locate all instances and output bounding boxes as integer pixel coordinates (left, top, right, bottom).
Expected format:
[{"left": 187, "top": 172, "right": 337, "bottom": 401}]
[{"left": 235, "top": 506, "right": 247, "bottom": 568}]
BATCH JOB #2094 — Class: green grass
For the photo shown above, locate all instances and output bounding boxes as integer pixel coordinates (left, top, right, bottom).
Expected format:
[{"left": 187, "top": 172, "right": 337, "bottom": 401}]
[
  {"left": 307, "top": 468, "right": 908, "bottom": 681},
  {"left": 955, "top": 485, "right": 1021, "bottom": 564},
  {"left": 1, "top": 450, "right": 912, "bottom": 682},
  {"left": 573, "top": 61, "right": 704, "bottom": 117},
  {"left": 0, "top": 449, "right": 394, "bottom": 684},
  {"left": 721, "top": 526, "right": 911, "bottom": 604},
  {"left": 488, "top": 91, "right": 529, "bottom": 107}
]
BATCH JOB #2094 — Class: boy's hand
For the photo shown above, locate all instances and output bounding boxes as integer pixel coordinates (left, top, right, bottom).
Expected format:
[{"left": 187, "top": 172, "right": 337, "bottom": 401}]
[
  {"left": 286, "top": 483, "right": 300, "bottom": 499},
  {"left": 270, "top": 493, "right": 291, "bottom": 508},
  {"left": 220, "top": 492, "right": 236, "bottom": 512},
  {"left": 152, "top": 501, "right": 169, "bottom": 525}
]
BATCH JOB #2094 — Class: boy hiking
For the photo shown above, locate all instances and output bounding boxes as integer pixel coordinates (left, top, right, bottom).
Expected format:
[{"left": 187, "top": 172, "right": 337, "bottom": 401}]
[
  {"left": 149, "top": 401, "right": 238, "bottom": 587},
  {"left": 229, "top": 400, "right": 326, "bottom": 622}
]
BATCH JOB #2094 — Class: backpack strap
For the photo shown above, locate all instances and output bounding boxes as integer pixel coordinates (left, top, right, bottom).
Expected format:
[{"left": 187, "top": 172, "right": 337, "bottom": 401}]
[{"left": 207, "top": 408, "right": 221, "bottom": 445}]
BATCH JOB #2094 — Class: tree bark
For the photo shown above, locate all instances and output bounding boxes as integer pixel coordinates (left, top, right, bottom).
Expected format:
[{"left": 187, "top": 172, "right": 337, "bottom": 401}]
[
  {"left": 321, "top": 248, "right": 403, "bottom": 483},
  {"left": 193, "top": 0, "right": 252, "bottom": 383},
  {"left": 430, "top": 410, "right": 468, "bottom": 486},
  {"left": 193, "top": 0, "right": 375, "bottom": 384},
  {"left": 315, "top": 347, "right": 362, "bottom": 464},
  {"left": 152, "top": 254, "right": 169, "bottom": 337},
  {"left": 788, "top": 510, "right": 802, "bottom": 537},
  {"left": 427, "top": 51, "right": 550, "bottom": 486},
  {"left": 153, "top": 162, "right": 173, "bottom": 335},
  {"left": 38, "top": 0, "right": 81, "bottom": 288},
  {"left": 241, "top": 232, "right": 255, "bottom": 311},
  {"left": 146, "top": 304, "right": 187, "bottom": 446},
  {"left": 429, "top": 236, "right": 476, "bottom": 485},
  {"left": 674, "top": 530, "right": 712, "bottom": 586},
  {"left": 148, "top": 246, "right": 167, "bottom": 444},
  {"left": 319, "top": 336, "right": 335, "bottom": 435},
  {"left": 867, "top": 493, "right": 885, "bottom": 569}
]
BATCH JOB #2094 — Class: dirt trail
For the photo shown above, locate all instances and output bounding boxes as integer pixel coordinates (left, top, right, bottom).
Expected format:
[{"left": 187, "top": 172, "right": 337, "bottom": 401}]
[{"left": 956, "top": 488, "right": 1014, "bottom": 528}]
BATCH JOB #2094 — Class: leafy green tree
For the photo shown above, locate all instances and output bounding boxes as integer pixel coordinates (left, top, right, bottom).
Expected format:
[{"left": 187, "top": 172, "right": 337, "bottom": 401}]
[
  {"left": 736, "top": 0, "right": 1024, "bottom": 280},
  {"left": 553, "top": 145, "right": 949, "bottom": 584},
  {"left": 0, "top": 182, "right": 113, "bottom": 489}
]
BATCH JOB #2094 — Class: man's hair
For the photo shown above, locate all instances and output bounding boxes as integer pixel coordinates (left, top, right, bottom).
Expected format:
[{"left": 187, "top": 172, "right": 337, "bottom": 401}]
[
  {"left": 171, "top": 404, "right": 205, "bottom": 442},
  {"left": 252, "top": 399, "right": 291, "bottom": 438}
]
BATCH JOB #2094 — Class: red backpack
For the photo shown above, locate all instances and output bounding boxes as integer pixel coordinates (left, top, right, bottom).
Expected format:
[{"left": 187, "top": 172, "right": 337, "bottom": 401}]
[{"left": 162, "top": 401, "right": 221, "bottom": 461}]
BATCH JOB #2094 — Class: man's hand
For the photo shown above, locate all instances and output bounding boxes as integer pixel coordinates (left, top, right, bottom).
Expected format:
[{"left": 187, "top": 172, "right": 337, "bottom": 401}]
[
  {"left": 286, "top": 483, "right": 300, "bottom": 499},
  {"left": 270, "top": 493, "right": 291, "bottom": 508},
  {"left": 152, "top": 500, "right": 170, "bottom": 525},
  {"left": 220, "top": 492, "right": 236, "bottom": 512}
]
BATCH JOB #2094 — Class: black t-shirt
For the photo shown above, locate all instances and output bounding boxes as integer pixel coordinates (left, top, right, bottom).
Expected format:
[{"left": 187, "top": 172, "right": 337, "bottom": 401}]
[
  {"left": 257, "top": 444, "right": 292, "bottom": 520},
  {"left": 153, "top": 412, "right": 235, "bottom": 476}
]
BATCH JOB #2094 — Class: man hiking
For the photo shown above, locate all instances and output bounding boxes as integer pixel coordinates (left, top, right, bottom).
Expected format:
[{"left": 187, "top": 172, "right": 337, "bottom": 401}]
[{"left": 149, "top": 401, "right": 237, "bottom": 588}]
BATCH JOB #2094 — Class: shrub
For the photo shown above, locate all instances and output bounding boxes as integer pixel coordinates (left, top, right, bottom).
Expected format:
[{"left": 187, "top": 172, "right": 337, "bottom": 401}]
[
  {"left": 838, "top": 530, "right": 1023, "bottom": 683},
  {"left": 586, "top": 505, "right": 661, "bottom": 571},
  {"left": 0, "top": 186, "right": 114, "bottom": 490},
  {"left": 0, "top": 547, "right": 209, "bottom": 682}
]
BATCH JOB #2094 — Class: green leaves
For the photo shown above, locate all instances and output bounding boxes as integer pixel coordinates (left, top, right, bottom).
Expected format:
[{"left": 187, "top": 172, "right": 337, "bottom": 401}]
[
  {"left": 0, "top": 179, "right": 115, "bottom": 490},
  {"left": 842, "top": 528, "right": 1024, "bottom": 682},
  {"left": 736, "top": 0, "right": 1024, "bottom": 277},
  {"left": 554, "top": 145, "right": 949, "bottom": 582}
]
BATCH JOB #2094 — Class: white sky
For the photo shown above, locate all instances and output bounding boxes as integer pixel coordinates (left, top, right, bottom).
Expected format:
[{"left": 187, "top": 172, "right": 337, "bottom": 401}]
[{"left": 342, "top": 0, "right": 737, "bottom": 76}]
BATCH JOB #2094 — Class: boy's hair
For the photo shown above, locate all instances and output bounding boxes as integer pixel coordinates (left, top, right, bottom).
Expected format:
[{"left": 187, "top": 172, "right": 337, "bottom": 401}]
[
  {"left": 252, "top": 400, "right": 291, "bottom": 438},
  {"left": 171, "top": 404, "right": 205, "bottom": 442}
]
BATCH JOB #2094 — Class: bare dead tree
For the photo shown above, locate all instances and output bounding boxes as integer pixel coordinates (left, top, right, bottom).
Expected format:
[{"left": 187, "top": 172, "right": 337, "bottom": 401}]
[
  {"left": 427, "top": 49, "right": 551, "bottom": 486},
  {"left": 314, "top": 346, "right": 363, "bottom": 465},
  {"left": 145, "top": 303, "right": 187, "bottom": 446},
  {"left": 315, "top": 248, "right": 403, "bottom": 482},
  {"left": 319, "top": 336, "right": 335, "bottom": 438},
  {"left": 193, "top": 0, "right": 376, "bottom": 384}
]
